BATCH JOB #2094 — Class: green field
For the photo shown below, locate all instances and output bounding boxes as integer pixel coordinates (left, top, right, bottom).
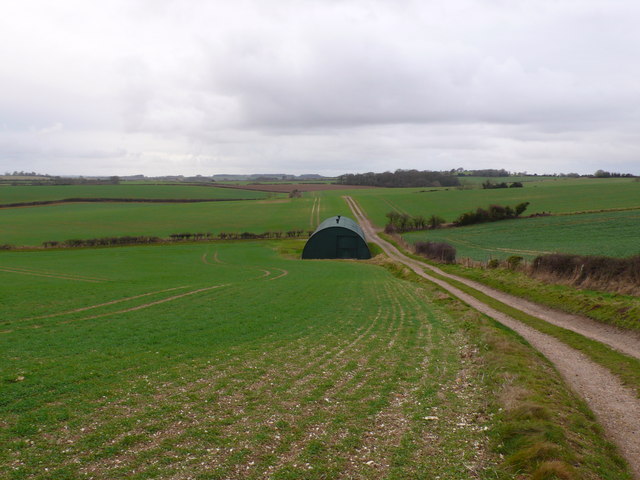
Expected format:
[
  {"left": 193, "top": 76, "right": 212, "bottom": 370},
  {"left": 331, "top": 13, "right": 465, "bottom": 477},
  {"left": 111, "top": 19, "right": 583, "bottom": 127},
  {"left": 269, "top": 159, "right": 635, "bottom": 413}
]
[
  {"left": 0, "top": 191, "right": 350, "bottom": 247},
  {"left": 0, "top": 185, "right": 270, "bottom": 203},
  {"left": 1, "top": 243, "right": 627, "bottom": 479},
  {"left": 4, "top": 179, "right": 638, "bottom": 253},
  {"left": 345, "top": 178, "right": 640, "bottom": 227},
  {"left": 0, "top": 243, "right": 494, "bottom": 478},
  {"left": 403, "top": 209, "right": 640, "bottom": 261}
]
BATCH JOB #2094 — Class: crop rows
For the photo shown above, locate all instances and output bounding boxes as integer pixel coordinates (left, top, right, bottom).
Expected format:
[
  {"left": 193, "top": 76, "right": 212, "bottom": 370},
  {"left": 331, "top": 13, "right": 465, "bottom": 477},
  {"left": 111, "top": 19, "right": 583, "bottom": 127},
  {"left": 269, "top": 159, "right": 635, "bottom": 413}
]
[{"left": 1, "top": 244, "right": 496, "bottom": 479}]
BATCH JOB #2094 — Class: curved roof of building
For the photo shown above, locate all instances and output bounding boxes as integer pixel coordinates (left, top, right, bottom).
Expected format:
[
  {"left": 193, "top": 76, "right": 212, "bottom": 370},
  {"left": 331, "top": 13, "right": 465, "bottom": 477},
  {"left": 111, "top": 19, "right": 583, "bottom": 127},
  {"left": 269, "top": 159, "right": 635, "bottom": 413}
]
[{"left": 311, "top": 215, "right": 367, "bottom": 241}]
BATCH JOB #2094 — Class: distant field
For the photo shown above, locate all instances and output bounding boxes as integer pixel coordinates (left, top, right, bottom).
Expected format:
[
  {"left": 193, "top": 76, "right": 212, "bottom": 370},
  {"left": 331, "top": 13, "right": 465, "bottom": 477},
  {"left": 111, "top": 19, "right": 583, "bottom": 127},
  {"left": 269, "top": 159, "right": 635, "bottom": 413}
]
[
  {"left": 0, "top": 191, "right": 351, "bottom": 246},
  {"left": 0, "top": 184, "right": 270, "bottom": 204},
  {"left": 346, "top": 178, "right": 640, "bottom": 227},
  {"left": 221, "top": 183, "right": 374, "bottom": 193},
  {"left": 457, "top": 175, "right": 558, "bottom": 185},
  {"left": 4, "top": 180, "right": 638, "bottom": 252},
  {"left": 0, "top": 242, "right": 496, "bottom": 478},
  {"left": 403, "top": 209, "right": 640, "bottom": 261}
]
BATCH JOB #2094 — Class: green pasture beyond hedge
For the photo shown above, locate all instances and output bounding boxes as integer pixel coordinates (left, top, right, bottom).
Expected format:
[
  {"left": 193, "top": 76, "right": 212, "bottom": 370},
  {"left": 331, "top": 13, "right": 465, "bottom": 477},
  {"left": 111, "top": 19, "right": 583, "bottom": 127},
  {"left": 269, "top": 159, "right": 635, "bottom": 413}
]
[
  {"left": 403, "top": 209, "right": 640, "bottom": 261},
  {"left": 342, "top": 177, "right": 640, "bottom": 227}
]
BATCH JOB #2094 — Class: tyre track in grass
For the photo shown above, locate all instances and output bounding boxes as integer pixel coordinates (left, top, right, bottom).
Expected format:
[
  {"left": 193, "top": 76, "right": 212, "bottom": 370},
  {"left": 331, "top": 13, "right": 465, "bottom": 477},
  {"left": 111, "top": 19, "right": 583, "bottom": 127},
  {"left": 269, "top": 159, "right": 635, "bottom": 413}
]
[
  {"left": 268, "top": 268, "right": 288, "bottom": 280},
  {"left": 270, "top": 281, "right": 488, "bottom": 479},
  {"left": 345, "top": 194, "right": 640, "bottom": 478},
  {"left": 207, "top": 283, "right": 398, "bottom": 477},
  {"left": 69, "top": 331, "right": 334, "bottom": 475},
  {"left": 255, "top": 281, "right": 402, "bottom": 477},
  {"left": 59, "top": 284, "right": 230, "bottom": 324},
  {"left": 0, "top": 266, "right": 106, "bottom": 283},
  {"left": 343, "top": 285, "right": 432, "bottom": 477},
  {"left": 201, "top": 250, "right": 225, "bottom": 265},
  {"left": 261, "top": 281, "right": 444, "bottom": 477},
  {"left": 76, "top": 334, "right": 338, "bottom": 477},
  {"left": 66, "top": 272, "right": 489, "bottom": 478},
  {"left": 0, "top": 264, "right": 108, "bottom": 281},
  {"left": 200, "top": 248, "right": 286, "bottom": 281},
  {"left": 2, "top": 286, "right": 195, "bottom": 334},
  {"left": 308, "top": 193, "right": 321, "bottom": 227},
  {"left": 77, "top": 285, "right": 388, "bottom": 477},
  {"left": 379, "top": 196, "right": 409, "bottom": 216},
  {"left": 80, "top": 304, "right": 384, "bottom": 471},
  {"left": 22, "top": 286, "right": 192, "bottom": 322}
]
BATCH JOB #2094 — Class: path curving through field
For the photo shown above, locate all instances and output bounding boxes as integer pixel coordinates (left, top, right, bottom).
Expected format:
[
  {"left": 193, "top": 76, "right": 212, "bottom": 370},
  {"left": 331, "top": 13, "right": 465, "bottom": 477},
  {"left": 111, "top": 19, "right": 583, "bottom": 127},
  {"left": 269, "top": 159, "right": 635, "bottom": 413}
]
[
  {"left": 59, "top": 284, "right": 229, "bottom": 324},
  {"left": 0, "top": 265, "right": 106, "bottom": 283},
  {"left": 344, "top": 195, "right": 640, "bottom": 478},
  {"left": 268, "top": 268, "right": 289, "bottom": 281}
]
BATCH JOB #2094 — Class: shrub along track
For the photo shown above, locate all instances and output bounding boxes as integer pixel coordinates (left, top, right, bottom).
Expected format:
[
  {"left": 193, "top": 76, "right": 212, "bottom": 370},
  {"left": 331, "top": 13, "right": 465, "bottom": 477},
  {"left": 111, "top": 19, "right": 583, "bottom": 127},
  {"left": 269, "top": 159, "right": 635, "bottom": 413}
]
[{"left": 345, "top": 195, "right": 640, "bottom": 478}]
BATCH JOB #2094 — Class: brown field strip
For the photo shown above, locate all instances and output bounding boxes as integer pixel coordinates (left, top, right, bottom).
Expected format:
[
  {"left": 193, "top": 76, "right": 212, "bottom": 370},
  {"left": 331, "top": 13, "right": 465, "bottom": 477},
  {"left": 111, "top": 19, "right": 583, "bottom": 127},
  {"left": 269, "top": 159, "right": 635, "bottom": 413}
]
[{"left": 220, "top": 183, "right": 375, "bottom": 193}]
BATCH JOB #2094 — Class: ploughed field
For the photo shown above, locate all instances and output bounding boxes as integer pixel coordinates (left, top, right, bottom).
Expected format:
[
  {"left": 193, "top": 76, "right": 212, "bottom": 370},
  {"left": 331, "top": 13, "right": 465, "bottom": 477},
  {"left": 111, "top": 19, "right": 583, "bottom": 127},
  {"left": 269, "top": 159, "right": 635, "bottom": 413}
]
[{"left": 1, "top": 243, "right": 500, "bottom": 479}]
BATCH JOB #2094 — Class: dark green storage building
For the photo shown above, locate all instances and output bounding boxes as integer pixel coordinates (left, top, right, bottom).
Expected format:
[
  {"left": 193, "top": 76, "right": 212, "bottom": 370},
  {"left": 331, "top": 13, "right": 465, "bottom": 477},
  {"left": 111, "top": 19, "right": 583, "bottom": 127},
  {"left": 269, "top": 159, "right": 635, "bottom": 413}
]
[{"left": 302, "top": 215, "right": 371, "bottom": 259}]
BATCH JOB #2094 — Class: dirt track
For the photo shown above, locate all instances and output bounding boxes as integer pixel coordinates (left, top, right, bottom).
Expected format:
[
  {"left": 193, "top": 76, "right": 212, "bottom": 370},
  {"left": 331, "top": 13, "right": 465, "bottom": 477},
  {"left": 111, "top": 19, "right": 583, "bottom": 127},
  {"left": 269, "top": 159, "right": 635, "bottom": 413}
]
[
  {"left": 432, "top": 272, "right": 640, "bottom": 359},
  {"left": 344, "top": 195, "right": 640, "bottom": 479}
]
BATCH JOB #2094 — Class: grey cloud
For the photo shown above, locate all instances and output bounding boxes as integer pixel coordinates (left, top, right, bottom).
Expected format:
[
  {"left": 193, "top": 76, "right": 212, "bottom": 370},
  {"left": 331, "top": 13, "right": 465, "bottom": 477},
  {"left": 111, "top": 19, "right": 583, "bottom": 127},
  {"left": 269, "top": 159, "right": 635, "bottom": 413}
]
[{"left": 1, "top": 0, "right": 640, "bottom": 176}]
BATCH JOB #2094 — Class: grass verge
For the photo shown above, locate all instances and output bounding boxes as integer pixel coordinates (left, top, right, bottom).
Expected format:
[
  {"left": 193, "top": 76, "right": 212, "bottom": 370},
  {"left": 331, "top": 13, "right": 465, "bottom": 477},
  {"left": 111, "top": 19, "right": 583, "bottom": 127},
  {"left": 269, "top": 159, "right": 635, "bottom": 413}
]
[
  {"left": 378, "top": 234, "right": 640, "bottom": 399},
  {"left": 372, "top": 256, "right": 632, "bottom": 480},
  {"left": 439, "top": 265, "right": 640, "bottom": 332}
]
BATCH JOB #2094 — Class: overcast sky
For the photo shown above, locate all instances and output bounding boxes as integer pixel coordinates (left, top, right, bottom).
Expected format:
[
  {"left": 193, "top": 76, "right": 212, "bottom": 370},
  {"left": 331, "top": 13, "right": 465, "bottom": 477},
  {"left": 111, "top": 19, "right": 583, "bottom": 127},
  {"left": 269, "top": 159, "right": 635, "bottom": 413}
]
[{"left": 1, "top": 0, "right": 639, "bottom": 176}]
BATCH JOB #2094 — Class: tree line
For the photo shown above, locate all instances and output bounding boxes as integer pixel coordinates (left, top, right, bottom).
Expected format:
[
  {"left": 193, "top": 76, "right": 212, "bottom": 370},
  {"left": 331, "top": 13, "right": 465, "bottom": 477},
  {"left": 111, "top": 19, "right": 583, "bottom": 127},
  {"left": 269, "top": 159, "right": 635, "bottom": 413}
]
[{"left": 336, "top": 169, "right": 461, "bottom": 188}]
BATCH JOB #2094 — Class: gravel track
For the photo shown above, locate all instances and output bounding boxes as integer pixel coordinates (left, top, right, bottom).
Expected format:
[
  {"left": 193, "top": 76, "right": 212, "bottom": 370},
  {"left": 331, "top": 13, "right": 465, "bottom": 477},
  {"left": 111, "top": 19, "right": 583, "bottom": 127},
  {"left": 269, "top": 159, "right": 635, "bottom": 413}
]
[{"left": 344, "top": 195, "right": 640, "bottom": 478}]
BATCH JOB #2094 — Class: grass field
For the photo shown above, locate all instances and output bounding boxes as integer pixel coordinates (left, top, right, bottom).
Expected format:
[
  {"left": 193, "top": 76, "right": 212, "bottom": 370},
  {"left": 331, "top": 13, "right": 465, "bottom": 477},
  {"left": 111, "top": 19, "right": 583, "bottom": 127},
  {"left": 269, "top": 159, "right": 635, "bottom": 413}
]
[
  {"left": 0, "top": 191, "right": 351, "bottom": 247},
  {"left": 0, "top": 243, "right": 628, "bottom": 479},
  {"left": 345, "top": 178, "right": 640, "bottom": 227},
  {"left": 4, "top": 179, "right": 638, "bottom": 251},
  {"left": 403, "top": 209, "right": 640, "bottom": 261},
  {"left": 0, "top": 185, "right": 270, "bottom": 203}
]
